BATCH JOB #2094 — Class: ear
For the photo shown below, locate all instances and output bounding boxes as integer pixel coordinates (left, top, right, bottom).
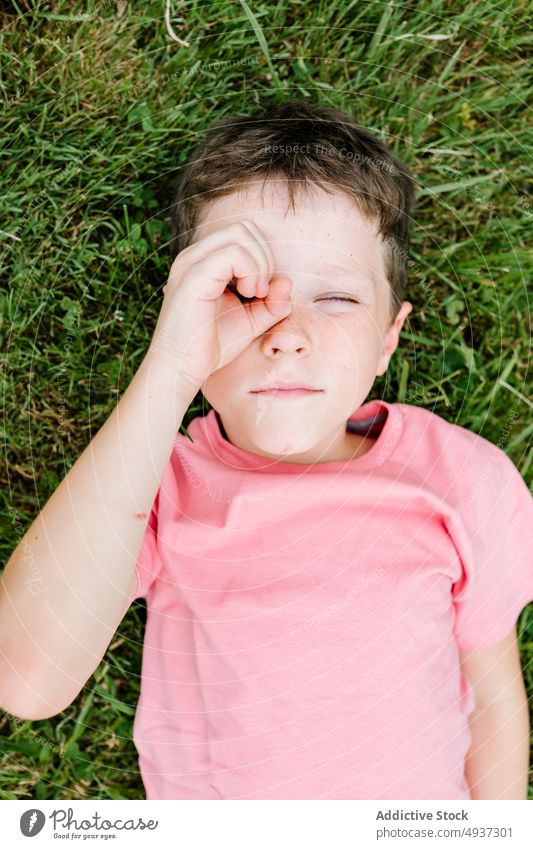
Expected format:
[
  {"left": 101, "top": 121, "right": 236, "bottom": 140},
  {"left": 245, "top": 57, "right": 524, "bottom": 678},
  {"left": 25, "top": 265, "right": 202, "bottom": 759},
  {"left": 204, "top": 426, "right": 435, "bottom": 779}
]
[{"left": 376, "top": 301, "right": 413, "bottom": 377}]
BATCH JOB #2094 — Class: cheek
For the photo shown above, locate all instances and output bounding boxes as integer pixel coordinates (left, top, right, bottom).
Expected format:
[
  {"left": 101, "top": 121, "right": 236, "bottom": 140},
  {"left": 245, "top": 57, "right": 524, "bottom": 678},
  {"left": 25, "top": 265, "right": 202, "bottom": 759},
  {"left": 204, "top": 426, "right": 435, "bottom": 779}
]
[
  {"left": 321, "top": 317, "right": 379, "bottom": 362},
  {"left": 201, "top": 350, "right": 249, "bottom": 404},
  {"left": 200, "top": 366, "right": 230, "bottom": 405}
]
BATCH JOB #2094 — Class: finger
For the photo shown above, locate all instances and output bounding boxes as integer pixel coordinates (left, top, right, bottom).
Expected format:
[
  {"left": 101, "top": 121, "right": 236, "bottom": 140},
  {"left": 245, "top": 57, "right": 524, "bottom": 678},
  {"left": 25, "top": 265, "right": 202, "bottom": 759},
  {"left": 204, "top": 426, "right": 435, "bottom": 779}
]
[
  {"left": 172, "top": 221, "right": 273, "bottom": 295},
  {"left": 238, "top": 219, "right": 275, "bottom": 294},
  {"left": 264, "top": 276, "right": 293, "bottom": 313},
  {"left": 246, "top": 277, "right": 293, "bottom": 335},
  {"left": 220, "top": 224, "right": 272, "bottom": 296},
  {"left": 188, "top": 244, "right": 260, "bottom": 300}
]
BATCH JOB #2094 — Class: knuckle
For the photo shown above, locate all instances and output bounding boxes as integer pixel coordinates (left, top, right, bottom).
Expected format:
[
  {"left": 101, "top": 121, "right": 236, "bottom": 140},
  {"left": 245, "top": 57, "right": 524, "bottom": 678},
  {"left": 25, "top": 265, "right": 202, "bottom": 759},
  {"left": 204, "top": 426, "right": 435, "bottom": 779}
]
[
  {"left": 237, "top": 220, "right": 258, "bottom": 242},
  {"left": 173, "top": 245, "right": 193, "bottom": 266},
  {"left": 226, "top": 221, "right": 250, "bottom": 237},
  {"left": 232, "top": 243, "right": 256, "bottom": 269}
]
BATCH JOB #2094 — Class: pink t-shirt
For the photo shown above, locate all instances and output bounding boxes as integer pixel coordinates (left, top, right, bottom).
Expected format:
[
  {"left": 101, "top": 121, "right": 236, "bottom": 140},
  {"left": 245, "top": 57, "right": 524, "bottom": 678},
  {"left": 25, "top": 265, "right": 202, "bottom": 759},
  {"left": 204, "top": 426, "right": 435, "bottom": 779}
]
[{"left": 131, "top": 398, "right": 533, "bottom": 800}]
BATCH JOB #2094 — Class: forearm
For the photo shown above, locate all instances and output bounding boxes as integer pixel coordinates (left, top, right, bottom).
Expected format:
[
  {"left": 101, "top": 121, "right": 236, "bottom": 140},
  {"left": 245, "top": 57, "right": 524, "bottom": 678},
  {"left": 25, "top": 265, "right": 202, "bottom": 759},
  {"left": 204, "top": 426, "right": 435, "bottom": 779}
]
[
  {"left": 464, "top": 691, "right": 530, "bottom": 799},
  {"left": 0, "top": 353, "right": 197, "bottom": 719}
]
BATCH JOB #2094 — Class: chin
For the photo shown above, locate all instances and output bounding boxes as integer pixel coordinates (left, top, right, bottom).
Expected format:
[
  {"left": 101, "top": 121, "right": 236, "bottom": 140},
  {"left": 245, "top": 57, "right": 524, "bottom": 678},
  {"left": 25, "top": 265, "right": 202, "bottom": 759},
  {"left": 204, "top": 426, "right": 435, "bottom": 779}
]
[{"left": 249, "top": 425, "right": 320, "bottom": 457}]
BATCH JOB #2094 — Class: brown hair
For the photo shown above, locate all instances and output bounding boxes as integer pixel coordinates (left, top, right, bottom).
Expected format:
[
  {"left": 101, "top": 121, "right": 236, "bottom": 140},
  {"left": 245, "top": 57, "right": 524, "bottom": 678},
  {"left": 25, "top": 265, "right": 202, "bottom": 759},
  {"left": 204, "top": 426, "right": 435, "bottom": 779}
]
[{"left": 169, "top": 97, "right": 416, "bottom": 326}]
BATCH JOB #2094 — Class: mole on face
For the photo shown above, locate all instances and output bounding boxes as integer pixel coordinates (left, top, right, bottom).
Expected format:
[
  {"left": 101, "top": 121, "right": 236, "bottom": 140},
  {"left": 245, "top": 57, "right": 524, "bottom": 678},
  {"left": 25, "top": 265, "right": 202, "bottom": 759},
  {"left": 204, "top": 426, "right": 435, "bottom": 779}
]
[{"left": 132, "top": 512, "right": 148, "bottom": 521}]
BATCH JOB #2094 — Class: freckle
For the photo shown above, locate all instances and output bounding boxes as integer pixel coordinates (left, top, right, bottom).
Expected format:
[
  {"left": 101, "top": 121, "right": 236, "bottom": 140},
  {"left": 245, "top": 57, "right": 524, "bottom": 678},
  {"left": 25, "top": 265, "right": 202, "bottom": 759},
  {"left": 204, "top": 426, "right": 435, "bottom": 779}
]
[{"left": 133, "top": 512, "right": 147, "bottom": 520}]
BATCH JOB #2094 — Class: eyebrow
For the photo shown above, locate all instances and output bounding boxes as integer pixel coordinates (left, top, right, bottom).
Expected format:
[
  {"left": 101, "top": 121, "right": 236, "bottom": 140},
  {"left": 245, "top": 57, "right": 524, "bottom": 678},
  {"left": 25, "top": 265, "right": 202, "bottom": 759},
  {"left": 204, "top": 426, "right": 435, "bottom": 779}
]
[{"left": 317, "top": 265, "right": 374, "bottom": 289}]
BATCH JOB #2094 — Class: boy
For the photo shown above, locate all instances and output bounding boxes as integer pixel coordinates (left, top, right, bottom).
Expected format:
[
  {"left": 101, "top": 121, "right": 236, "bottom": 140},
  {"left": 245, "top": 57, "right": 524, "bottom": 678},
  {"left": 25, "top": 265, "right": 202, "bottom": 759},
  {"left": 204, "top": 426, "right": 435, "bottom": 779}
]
[{"left": 1, "top": 99, "right": 532, "bottom": 800}]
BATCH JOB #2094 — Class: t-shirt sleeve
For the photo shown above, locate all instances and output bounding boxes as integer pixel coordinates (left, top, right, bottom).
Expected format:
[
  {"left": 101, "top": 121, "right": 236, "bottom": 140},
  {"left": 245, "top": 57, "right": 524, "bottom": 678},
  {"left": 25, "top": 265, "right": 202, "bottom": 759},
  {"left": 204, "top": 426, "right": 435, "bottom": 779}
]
[
  {"left": 451, "top": 445, "right": 533, "bottom": 653},
  {"left": 133, "top": 489, "right": 162, "bottom": 599}
]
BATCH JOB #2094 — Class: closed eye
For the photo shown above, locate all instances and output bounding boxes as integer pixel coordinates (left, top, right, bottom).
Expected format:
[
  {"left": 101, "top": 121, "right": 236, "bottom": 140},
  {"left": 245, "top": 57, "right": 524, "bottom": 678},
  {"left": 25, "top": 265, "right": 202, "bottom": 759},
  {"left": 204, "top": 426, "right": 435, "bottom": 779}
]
[{"left": 317, "top": 296, "right": 359, "bottom": 303}]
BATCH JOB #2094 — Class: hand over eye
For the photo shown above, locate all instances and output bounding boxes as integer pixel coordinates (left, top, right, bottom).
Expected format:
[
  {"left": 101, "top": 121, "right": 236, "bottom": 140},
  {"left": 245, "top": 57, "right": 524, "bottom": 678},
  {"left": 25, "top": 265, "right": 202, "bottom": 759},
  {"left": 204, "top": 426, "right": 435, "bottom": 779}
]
[{"left": 226, "top": 276, "right": 257, "bottom": 303}]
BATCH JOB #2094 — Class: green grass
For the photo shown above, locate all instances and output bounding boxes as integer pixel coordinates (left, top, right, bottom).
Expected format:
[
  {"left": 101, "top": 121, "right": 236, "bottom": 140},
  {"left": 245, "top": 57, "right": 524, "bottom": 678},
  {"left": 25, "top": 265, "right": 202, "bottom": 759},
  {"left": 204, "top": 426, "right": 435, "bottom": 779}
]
[{"left": 1, "top": 0, "right": 531, "bottom": 799}]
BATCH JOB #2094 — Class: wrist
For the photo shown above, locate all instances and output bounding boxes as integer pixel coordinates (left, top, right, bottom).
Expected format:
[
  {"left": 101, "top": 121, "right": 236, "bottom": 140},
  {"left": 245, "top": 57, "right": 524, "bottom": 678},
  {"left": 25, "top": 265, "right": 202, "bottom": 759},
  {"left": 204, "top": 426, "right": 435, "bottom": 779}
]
[{"left": 138, "top": 351, "right": 201, "bottom": 408}]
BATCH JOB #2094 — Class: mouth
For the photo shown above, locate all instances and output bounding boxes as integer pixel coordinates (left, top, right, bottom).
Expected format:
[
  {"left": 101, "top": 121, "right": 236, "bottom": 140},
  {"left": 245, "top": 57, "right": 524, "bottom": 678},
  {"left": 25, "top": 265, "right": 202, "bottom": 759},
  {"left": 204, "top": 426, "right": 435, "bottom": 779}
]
[{"left": 250, "top": 388, "right": 323, "bottom": 397}]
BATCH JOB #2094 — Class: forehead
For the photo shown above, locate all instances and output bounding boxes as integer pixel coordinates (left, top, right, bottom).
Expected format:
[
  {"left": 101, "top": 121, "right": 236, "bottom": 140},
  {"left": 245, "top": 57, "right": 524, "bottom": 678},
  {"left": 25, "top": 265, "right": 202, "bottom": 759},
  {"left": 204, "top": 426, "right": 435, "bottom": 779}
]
[{"left": 194, "top": 180, "right": 386, "bottom": 281}]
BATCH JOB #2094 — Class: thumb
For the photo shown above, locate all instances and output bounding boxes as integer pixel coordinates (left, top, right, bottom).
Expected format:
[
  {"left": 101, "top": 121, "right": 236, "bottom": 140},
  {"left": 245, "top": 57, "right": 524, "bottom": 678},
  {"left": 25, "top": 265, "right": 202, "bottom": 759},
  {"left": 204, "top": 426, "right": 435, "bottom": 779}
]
[{"left": 266, "top": 276, "right": 293, "bottom": 315}]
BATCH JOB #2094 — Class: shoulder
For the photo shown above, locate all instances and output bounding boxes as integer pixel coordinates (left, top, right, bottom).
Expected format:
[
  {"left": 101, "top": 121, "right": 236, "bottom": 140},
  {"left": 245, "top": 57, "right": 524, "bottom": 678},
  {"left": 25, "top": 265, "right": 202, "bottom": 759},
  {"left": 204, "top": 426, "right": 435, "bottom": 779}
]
[
  {"left": 394, "top": 401, "right": 507, "bottom": 458},
  {"left": 391, "top": 401, "right": 520, "bottom": 492}
]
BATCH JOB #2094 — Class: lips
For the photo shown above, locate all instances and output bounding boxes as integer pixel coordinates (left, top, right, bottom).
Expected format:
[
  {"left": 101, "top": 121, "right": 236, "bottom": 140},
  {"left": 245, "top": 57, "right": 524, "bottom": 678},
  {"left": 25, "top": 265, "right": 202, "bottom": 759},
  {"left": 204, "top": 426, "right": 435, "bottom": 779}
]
[
  {"left": 252, "top": 388, "right": 321, "bottom": 397},
  {"left": 251, "top": 381, "right": 322, "bottom": 392}
]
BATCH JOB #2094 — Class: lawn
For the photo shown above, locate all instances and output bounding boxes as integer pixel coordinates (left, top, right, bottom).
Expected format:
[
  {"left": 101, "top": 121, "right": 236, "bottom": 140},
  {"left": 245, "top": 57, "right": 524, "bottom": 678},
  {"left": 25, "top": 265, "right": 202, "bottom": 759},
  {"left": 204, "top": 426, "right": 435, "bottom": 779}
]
[{"left": 0, "top": 0, "right": 531, "bottom": 799}]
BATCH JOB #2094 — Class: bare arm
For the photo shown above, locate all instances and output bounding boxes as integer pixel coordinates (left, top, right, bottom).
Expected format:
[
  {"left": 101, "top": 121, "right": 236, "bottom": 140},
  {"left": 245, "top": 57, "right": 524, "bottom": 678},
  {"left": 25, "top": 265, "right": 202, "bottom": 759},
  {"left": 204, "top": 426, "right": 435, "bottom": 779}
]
[
  {"left": 0, "top": 219, "right": 289, "bottom": 722},
  {"left": 0, "top": 354, "right": 198, "bottom": 721},
  {"left": 460, "top": 626, "right": 530, "bottom": 799}
]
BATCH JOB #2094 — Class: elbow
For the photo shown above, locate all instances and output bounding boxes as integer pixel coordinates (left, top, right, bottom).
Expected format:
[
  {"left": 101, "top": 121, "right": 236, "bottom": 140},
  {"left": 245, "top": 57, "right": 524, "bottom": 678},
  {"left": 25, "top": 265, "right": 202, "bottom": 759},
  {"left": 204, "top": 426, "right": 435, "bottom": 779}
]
[
  {"left": 0, "top": 667, "right": 73, "bottom": 721},
  {"left": 0, "top": 694, "right": 69, "bottom": 722},
  {"left": 0, "top": 647, "right": 87, "bottom": 721}
]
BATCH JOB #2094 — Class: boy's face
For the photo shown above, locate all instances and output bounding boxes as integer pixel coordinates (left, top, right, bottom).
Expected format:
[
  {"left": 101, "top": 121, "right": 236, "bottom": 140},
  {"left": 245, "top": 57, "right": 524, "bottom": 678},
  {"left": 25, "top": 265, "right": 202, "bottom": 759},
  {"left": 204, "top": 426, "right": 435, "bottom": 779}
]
[{"left": 193, "top": 180, "right": 412, "bottom": 463}]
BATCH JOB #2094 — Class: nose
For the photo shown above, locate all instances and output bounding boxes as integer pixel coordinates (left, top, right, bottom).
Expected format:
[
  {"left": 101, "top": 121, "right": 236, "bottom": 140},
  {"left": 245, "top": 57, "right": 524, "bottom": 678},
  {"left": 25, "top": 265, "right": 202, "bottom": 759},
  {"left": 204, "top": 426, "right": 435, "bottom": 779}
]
[{"left": 259, "top": 307, "right": 312, "bottom": 358}]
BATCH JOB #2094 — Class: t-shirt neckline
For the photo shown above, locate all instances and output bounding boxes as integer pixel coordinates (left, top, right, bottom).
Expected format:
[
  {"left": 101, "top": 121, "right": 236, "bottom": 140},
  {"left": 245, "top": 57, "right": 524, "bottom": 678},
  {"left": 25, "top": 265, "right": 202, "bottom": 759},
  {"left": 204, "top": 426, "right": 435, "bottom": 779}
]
[{"left": 202, "top": 398, "right": 403, "bottom": 473}]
